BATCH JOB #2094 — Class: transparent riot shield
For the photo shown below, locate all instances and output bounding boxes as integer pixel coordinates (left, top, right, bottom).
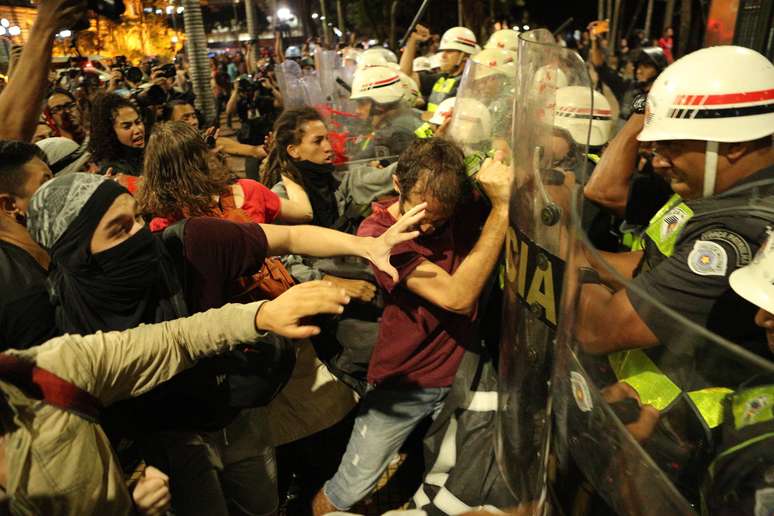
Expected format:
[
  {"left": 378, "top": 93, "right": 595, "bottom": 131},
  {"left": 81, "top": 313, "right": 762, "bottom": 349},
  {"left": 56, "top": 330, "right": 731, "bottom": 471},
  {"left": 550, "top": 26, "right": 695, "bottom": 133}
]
[
  {"left": 315, "top": 48, "right": 339, "bottom": 107},
  {"left": 496, "top": 29, "right": 594, "bottom": 512},
  {"left": 553, "top": 191, "right": 774, "bottom": 512},
  {"left": 447, "top": 52, "right": 517, "bottom": 167},
  {"left": 275, "top": 60, "right": 305, "bottom": 110}
]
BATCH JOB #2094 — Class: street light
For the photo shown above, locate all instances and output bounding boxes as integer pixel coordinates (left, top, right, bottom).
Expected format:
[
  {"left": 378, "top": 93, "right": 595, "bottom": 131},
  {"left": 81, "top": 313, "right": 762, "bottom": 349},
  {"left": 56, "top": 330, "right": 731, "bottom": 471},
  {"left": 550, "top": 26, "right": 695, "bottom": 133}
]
[
  {"left": 0, "top": 19, "right": 8, "bottom": 28},
  {"left": 176, "top": 6, "right": 184, "bottom": 13},
  {"left": 8, "top": 26, "right": 20, "bottom": 36},
  {"left": 311, "top": 12, "right": 319, "bottom": 20},
  {"left": 277, "top": 7, "right": 292, "bottom": 21},
  {"left": 59, "top": 29, "right": 72, "bottom": 38},
  {"left": 166, "top": 6, "right": 174, "bottom": 14}
]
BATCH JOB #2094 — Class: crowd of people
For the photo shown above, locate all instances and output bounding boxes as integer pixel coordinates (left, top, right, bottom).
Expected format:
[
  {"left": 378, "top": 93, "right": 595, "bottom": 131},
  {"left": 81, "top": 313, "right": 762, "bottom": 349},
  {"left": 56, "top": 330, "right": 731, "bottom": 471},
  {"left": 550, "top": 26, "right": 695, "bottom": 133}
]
[{"left": 0, "top": 0, "right": 772, "bottom": 515}]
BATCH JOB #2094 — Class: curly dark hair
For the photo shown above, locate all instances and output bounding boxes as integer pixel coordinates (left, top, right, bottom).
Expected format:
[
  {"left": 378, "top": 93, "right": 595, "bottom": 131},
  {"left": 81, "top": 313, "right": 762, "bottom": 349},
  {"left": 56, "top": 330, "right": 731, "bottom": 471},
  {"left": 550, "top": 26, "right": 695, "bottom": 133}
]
[
  {"left": 259, "top": 106, "right": 325, "bottom": 188},
  {"left": 88, "top": 92, "right": 141, "bottom": 165}
]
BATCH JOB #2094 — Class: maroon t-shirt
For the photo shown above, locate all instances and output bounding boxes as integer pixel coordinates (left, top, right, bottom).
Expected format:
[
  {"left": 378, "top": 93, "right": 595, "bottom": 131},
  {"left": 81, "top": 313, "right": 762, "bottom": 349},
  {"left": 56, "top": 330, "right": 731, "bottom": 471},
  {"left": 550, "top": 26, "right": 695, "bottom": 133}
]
[{"left": 357, "top": 198, "right": 486, "bottom": 388}]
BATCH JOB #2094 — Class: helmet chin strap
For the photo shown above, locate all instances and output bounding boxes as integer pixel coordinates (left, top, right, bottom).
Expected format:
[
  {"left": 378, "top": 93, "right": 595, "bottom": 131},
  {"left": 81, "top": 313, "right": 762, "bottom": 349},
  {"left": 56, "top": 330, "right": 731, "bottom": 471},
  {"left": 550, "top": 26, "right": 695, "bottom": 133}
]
[{"left": 703, "top": 140, "right": 719, "bottom": 198}]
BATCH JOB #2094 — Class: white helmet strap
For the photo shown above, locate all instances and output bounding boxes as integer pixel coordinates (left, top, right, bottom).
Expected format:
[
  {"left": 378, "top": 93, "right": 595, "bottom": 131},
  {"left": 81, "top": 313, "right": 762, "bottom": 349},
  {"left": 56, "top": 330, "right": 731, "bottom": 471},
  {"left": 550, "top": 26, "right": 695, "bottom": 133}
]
[{"left": 703, "top": 140, "right": 719, "bottom": 198}]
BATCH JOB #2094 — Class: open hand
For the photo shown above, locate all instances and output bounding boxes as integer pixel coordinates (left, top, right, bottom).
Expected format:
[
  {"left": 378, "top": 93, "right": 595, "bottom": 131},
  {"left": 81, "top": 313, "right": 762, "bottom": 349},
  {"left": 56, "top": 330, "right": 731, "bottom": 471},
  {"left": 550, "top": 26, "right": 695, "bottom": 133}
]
[
  {"left": 255, "top": 281, "right": 350, "bottom": 338},
  {"left": 323, "top": 275, "right": 377, "bottom": 302},
  {"left": 363, "top": 202, "right": 426, "bottom": 282}
]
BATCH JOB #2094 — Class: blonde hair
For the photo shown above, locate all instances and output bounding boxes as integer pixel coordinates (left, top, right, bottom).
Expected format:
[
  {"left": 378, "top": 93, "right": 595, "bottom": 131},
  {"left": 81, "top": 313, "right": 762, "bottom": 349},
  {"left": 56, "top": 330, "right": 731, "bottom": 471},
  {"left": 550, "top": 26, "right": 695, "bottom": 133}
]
[{"left": 138, "top": 121, "right": 235, "bottom": 218}]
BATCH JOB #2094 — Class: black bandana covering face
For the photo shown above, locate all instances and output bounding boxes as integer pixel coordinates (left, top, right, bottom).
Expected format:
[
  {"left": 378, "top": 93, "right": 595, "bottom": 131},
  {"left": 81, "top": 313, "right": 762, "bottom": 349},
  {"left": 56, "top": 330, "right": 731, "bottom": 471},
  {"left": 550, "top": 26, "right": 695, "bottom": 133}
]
[
  {"left": 293, "top": 159, "right": 340, "bottom": 228},
  {"left": 45, "top": 180, "right": 165, "bottom": 334}
]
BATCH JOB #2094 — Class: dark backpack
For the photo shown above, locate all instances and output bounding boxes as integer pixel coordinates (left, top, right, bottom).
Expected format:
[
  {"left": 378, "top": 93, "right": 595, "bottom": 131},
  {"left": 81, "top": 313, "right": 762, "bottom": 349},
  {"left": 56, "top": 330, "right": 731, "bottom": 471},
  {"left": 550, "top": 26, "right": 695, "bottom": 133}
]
[{"left": 161, "top": 220, "right": 295, "bottom": 409}]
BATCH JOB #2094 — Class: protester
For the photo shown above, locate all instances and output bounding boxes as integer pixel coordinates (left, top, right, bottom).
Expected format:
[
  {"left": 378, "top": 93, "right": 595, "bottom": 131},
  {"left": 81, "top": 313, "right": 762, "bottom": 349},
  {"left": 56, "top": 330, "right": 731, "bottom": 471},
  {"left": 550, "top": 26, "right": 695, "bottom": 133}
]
[
  {"left": 313, "top": 139, "right": 513, "bottom": 513},
  {"left": 89, "top": 92, "right": 146, "bottom": 176},
  {"left": 45, "top": 88, "right": 88, "bottom": 145},
  {"left": 0, "top": 141, "right": 55, "bottom": 351}
]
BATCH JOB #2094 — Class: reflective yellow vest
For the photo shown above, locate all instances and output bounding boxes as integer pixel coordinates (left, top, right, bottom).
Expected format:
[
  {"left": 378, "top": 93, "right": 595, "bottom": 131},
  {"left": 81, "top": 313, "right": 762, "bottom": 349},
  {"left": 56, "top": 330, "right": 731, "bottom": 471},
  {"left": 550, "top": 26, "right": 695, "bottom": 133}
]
[
  {"left": 609, "top": 193, "right": 733, "bottom": 429},
  {"left": 427, "top": 75, "right": 459, "bottom": 112}
]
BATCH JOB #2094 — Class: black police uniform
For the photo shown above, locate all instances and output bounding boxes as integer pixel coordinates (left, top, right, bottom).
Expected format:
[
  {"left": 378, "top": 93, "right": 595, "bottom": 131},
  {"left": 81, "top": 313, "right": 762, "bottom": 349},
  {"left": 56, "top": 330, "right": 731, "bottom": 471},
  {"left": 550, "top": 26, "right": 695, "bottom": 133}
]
[{"left": 627, "top": 164, "right": 774, "bottom": 355}]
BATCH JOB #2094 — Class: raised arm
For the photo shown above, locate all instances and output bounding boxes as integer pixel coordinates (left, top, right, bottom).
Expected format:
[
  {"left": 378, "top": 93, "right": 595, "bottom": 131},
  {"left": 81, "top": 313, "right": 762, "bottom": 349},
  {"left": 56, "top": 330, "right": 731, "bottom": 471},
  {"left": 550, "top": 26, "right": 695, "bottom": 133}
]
[
  {"left": 583, "top": 114, "right": 644, "bottom": 217},
  {"left": 399, "top": 24, "right": 430, "bottom": 85},
  {"left": 404, "top": 158, "right": 512, "bottom": 315},
  {"left": 0, "top": 0, "right": 85, "bottom": 141}
]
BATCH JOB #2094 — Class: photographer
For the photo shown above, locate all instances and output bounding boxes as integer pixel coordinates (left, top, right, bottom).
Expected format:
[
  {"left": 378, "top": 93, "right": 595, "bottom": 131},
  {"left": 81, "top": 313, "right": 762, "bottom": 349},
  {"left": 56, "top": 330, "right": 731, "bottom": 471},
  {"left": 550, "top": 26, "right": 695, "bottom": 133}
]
[{"left": 226, "top": 75, "right": 278, "bottom": 157}]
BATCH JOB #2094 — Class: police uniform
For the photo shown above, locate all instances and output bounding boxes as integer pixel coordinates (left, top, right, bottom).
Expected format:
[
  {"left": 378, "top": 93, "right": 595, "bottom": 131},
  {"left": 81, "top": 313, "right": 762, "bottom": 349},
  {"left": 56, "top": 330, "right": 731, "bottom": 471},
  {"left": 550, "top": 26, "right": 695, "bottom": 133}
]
[
  {"left": 420, "top": 72, "right": 463, "bottom": 113},
  {"left": 627, "top": 165, "right": 774, "bottom": 352}
]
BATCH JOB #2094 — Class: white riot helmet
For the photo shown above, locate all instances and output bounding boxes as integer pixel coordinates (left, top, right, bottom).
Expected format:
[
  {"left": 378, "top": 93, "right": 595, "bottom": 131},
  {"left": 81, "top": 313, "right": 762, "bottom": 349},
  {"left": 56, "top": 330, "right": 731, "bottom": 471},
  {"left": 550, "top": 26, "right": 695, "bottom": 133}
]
[
  {"left": 730, "top": 231, "right": 774, "bottom": 314},
  {"left": 362, "top": 47, "right": 397, "bottom": 65},
  {"left": 533, "top": 65, "right": 569, "bottom": 90},
  {"left": 439, "top": 27, "right": 479, "bottom": 55},
  {"left": 471, "top": 48, "right": 516, "bottom": 80},
  {"left": 356, "top": 50, "right": 390, "bottom": 70},
  {"left": 350, "top": 66, "right": 405, "bottom": 105},
  {"left": 429, "top": 97, "right": 456, "bottom": 125},
  {"left": 485, "top": 29, "right": 519, "bottom": 53},
  {"left": 413, "top": 56, "right": 432, "bottom": 73},
  {"left": 285, "top": 46, "right": 301, "bottom": 59},
  {"left": 449, "top": 97, "right": 492, "bottom": 144},
  {"left": 342, "top": 47, "right": 361, "bottom": 65},
  {"left": 638, "top": 46, "right": 774, "bottom": 198},
  {"left": 399, "top": 71, "right": 420, "bottom": 107},
  {"left": 429, "top": 53, "right": 443, "bottom": 70},
  {"left": 554, "top": 86, "right": 613, "bottom": 147}
]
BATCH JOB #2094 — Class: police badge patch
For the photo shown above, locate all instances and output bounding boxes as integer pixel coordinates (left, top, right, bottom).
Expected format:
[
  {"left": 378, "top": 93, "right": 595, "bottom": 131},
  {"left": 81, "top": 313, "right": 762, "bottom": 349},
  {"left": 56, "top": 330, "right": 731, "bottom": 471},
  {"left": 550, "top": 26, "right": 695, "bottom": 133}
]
[
  {"left": 660, "top": 206, "right": 690, "bottom": 239},
  {"left": 688, "top": 240, "right": 728, "bottom": 277},
  {"left": 570, "top": 371, "right": 593, "bottom": 412}
]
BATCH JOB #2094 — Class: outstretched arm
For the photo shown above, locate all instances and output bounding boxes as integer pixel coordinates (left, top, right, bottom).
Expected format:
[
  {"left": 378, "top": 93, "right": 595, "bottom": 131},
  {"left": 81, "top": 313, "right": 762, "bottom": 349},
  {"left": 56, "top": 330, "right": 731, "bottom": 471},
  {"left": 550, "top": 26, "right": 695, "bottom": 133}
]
[
  {"left": 260, "top": 202, "right": 426, "bottom": 282},
  {"left": 0, "top": 0, "right": 85, "bottom": 141}
]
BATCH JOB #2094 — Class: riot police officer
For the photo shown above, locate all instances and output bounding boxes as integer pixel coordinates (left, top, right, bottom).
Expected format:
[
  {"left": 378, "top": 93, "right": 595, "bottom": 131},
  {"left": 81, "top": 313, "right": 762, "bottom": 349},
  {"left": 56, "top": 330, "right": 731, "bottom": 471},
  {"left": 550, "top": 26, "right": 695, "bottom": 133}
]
[
  {"left": 349, "top": 65, "right": 422, "bottom": 160},
  {"left": 400, "top": 25, "right": 478, "bottom": 115}
]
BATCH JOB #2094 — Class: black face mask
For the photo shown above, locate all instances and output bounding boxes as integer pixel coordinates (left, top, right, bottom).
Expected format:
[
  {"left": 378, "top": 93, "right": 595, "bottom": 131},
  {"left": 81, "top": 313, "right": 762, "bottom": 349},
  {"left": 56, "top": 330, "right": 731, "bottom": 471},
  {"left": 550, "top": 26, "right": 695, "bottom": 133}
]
[
  {"left": 295, "top": 159, "right": 335, "bottom": 176},
  {"left": 293, "top": 159, "right": 339, "bottom": 228},
  {"left": 92, "top": 225, "right": 162, "bottom": 292}
]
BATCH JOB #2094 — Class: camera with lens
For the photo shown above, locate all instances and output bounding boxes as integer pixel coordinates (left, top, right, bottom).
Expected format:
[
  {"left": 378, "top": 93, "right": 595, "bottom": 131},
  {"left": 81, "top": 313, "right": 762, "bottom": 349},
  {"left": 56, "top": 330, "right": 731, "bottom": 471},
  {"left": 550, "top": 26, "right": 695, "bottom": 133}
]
[
  {"left": 72, "top": 0, "right": 126, "bottom": 31},
  {"left": 131, "top": 84, "right": 168, "bottom": 110},
  {"left": 111, "top": 56, "right": 144, "bottom": 85},
  {"left": 156, "top": 63, "right": 177, "bottom": 80},
  {"left": 237, "top": 75, "right": 257, "bottom": 94}
]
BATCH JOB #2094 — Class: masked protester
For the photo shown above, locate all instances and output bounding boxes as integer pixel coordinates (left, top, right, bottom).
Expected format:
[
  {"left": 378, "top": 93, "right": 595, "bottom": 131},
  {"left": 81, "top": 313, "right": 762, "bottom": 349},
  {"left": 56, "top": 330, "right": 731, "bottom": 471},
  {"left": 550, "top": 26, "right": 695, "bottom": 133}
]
[{"left": 27, "top": 170, "right": 426, "bottom": 516}]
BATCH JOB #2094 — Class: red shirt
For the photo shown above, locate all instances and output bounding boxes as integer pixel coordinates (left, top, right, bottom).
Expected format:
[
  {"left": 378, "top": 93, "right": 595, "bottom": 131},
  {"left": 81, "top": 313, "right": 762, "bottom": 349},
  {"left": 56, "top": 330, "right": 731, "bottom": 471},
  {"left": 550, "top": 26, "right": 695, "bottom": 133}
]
[
  {"left": 150, "top": 179, "right": 281, "bottom": 232},
  {"left": 357, "top": 198, "right": 486, "bottom": 388}
]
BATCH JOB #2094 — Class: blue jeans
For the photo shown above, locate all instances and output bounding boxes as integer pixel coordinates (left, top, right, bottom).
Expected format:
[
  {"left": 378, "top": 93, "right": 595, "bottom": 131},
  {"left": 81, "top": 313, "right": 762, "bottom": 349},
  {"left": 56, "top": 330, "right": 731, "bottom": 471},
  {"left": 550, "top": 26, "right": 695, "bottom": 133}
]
[{"left": 323, "top": 385, "right": 450, "bottom": 510}]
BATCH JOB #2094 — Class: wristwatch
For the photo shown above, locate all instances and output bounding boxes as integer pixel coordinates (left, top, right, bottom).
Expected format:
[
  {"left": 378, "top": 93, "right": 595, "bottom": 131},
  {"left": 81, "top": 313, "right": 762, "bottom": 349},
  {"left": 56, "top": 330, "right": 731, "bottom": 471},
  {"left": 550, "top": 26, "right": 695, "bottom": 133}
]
[{"left": 631, "top": 94, "right": 647, "bottom": 115}]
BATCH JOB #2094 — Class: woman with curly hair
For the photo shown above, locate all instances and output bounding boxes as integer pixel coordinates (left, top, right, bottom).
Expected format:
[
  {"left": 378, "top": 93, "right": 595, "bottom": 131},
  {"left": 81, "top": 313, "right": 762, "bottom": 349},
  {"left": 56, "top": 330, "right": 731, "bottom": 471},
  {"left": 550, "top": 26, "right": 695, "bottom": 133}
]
[
  {"left": 138, "top": 120, "right": 312, "bottom": 231},
  {"left": 89, "top": 92, "right": 146, "bottom": 176}
]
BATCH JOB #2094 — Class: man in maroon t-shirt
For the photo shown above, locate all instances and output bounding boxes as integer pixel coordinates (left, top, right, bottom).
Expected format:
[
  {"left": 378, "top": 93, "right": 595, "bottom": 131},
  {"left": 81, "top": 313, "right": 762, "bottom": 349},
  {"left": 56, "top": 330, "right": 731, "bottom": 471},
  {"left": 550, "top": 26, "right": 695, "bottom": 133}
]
[{"left": 313, "top": 138, "right": 513, "bottom": 513}]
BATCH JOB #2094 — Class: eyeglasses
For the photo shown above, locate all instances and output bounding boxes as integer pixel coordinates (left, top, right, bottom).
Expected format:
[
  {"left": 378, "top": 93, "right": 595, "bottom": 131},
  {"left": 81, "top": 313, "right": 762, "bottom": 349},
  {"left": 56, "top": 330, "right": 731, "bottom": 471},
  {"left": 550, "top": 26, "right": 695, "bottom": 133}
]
[{"left": 49, "top": 102, "right": 79, "bottom": 115}]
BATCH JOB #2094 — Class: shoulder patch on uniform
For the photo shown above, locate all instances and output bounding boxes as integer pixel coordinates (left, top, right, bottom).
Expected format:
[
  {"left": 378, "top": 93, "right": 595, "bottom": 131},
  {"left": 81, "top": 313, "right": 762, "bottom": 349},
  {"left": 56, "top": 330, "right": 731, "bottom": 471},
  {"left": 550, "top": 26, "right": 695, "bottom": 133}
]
[
  {"left": 700, "top": 229, "right": 753, "bottom": 266},
  {"left": 687, "top": 240, "right": 728, "bottom": 277},
  {"left": 660, "top": 205, "right": 691, "bottom": 239}
]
